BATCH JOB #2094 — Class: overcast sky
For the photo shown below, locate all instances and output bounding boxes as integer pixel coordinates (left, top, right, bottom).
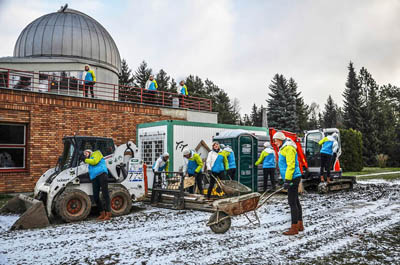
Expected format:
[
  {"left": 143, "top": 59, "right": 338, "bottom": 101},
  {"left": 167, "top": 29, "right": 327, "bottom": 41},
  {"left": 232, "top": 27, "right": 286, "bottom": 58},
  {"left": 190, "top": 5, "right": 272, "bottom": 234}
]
[{"left": 1, "top": 0, "right": 399, "bottom": 114}]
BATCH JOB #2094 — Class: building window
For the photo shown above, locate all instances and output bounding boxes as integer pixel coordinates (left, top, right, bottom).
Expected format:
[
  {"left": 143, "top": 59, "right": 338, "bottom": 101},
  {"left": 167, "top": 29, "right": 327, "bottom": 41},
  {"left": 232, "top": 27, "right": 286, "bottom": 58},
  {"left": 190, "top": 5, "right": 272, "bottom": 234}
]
[
  {"left": 139, "top": 132, "right": 165, "bottom": 167},
  {"left": 0, "top": 123, "right": 27, "bottom": 170}
]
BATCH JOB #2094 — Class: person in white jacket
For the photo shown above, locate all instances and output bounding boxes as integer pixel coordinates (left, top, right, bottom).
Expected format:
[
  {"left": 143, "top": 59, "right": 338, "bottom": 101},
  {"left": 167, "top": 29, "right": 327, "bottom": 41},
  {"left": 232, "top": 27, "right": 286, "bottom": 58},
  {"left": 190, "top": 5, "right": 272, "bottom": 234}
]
[{"left": 206, "top": 141, "right": 228, "bottom": 199}]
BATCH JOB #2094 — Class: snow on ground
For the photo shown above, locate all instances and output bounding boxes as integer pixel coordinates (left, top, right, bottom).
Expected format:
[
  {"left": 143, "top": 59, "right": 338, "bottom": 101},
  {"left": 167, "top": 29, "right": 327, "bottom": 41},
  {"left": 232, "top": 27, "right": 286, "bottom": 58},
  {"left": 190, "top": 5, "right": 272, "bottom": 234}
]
[{"left": 1, "top": 180, "right": 399, "bottom": 265}]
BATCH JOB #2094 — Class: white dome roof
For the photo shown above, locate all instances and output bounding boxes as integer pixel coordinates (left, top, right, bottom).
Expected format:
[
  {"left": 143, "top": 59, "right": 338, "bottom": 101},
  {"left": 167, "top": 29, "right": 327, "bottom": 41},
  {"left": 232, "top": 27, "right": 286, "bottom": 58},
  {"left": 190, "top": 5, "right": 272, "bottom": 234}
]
[{"left": 13, "top": 7, "right": 121, "bottom": 72}]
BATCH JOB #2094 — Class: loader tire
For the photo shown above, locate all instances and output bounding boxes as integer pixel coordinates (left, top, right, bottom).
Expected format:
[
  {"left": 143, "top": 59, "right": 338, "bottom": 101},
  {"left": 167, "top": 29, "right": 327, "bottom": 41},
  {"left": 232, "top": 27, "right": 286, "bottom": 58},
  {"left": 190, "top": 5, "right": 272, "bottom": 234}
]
[
  {"left": 56, "top": 189, "right": 92, "bottom": 223},
  {"left": 110, "top": 187, "right": 132, "bottom": 216}
]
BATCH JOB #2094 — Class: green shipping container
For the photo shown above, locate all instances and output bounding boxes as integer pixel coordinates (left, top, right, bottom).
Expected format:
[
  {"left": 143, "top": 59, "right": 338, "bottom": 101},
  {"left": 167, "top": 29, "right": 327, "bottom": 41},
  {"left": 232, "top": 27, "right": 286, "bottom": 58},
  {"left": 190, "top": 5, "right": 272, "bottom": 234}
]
[{"left": 214, "top": 131, "right": 259, "bottom": 192}]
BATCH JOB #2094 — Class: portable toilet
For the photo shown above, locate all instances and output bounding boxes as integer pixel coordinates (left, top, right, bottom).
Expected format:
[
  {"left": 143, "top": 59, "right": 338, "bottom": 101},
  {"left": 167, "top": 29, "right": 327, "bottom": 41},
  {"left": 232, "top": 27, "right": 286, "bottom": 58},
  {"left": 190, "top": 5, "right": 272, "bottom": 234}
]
[{"left": 213, "top": 130, "right": 258, "bottom": 192}]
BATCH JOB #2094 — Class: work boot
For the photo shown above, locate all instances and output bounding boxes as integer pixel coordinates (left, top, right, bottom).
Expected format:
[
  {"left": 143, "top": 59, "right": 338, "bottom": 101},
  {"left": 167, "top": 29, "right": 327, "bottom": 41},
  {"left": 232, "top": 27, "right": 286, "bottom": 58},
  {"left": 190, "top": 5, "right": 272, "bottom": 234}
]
[
  {"left": 102, "top": 212, "right": 112, "bottom": 221},
  {"left": 283, "top": 224, "right": 298, "bottom": 235},
  {"left": 320, "top": 176, "right": 325, "bottom": 182},
  {"left": 297, "top": 221, "right": 304, "bottom": 232},
  {"left": 97, "top": 211, "right": 106, "bottom": 220}
]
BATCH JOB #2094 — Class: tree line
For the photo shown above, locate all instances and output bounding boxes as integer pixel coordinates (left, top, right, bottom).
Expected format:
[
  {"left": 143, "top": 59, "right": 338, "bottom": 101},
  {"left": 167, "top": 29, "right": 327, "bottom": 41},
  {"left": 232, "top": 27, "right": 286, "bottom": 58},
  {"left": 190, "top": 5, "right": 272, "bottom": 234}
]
[
  {"left": 118, "top": 59, "right": 240, "bottom": 124},
  {"left": 256, "top": 62, "right": 399, "bottom": 167},
  {"left": 119, "top": 59, "right": 399, "bottom": 166}
]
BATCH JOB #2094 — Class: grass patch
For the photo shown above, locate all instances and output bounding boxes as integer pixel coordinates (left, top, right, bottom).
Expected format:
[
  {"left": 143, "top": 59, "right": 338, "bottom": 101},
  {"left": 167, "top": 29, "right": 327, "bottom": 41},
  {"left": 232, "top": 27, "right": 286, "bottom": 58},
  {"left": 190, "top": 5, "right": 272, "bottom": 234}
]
[
  {"left": 343, "top": 167, "right": 400, "bottom": 176},
  {"left": 357, "top": 173, "right": 400, "bottom": 180}
]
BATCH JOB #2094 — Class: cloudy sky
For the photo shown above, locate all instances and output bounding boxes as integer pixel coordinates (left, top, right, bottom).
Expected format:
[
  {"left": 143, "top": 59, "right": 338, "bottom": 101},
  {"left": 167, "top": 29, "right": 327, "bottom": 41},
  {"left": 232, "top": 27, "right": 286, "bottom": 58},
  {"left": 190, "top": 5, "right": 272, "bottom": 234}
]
[{"left": 0, "top": 0, "right": 399, "bottom": 114}]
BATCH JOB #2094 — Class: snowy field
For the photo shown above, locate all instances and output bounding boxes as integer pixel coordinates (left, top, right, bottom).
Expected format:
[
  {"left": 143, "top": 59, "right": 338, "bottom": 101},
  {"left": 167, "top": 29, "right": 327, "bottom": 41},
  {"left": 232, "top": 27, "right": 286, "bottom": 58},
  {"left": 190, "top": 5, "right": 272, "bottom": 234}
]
[{"left": 1, "top": 179, "right": 400, "bottom": 265}]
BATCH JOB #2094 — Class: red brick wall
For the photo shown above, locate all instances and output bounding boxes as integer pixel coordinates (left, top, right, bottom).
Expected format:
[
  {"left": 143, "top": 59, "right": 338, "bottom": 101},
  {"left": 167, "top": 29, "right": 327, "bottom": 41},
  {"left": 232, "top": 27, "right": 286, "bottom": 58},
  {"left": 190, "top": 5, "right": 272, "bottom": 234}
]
[{"left": 0, "top": 89, "right": 178, "bottom": 193}]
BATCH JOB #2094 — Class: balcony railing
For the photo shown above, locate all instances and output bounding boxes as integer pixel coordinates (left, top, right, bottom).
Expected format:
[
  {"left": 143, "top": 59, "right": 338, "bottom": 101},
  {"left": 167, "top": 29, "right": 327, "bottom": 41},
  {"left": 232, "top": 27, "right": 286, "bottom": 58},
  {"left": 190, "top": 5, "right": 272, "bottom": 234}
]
[{"left": 0, "top": 67, "right": 212, "bottom": 112}]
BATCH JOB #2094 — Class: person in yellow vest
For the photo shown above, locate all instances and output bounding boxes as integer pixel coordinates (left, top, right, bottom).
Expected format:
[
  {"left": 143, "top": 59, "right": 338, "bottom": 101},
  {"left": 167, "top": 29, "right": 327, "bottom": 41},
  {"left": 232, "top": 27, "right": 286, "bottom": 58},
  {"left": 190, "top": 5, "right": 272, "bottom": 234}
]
[
  {"left": 84, "top": 65, "right": 96, "bottom": 98},
  {"left": 273, "top": 132, "right": 304, "bottom": 235}
]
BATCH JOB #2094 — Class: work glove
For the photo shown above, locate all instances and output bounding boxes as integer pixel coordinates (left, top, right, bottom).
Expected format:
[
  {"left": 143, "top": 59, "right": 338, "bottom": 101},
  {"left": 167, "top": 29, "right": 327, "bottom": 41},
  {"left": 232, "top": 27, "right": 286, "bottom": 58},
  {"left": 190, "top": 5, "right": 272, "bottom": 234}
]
[{"left": 283, "top": 180, "right": 293, "bottom": 190}]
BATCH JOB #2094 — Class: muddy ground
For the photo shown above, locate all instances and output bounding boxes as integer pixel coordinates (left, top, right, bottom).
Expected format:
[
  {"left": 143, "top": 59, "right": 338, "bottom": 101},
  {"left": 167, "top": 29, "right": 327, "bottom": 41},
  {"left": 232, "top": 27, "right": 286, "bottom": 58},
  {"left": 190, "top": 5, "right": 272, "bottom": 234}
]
[{"left": 0, "top": 179, "right": 399, "bottom": 265}]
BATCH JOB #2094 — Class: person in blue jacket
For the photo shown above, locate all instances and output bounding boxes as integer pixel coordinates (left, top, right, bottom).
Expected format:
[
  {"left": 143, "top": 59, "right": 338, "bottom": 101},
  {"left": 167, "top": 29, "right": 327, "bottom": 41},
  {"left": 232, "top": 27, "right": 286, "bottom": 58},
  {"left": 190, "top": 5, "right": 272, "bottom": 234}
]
[
  {"left": 255, "top": 142, "right": 276, "bottom": 192},
  {"left": 222, "top": 145, "right": 236, "bottom": 180},
  {"left": 84, "top": 149, "right": 111, "bottom": 221},
  {"left": 319, "top": 133, "right": 338, "bottom": 183},
  {"left": 273, "top": 132, "right": 304, "bottom": 235},
  {"left": 179, "top": 80, "right": 188, "bottom": 108},
  {"left": 206, "top": 141, "right": 228, "bottom": 200}
]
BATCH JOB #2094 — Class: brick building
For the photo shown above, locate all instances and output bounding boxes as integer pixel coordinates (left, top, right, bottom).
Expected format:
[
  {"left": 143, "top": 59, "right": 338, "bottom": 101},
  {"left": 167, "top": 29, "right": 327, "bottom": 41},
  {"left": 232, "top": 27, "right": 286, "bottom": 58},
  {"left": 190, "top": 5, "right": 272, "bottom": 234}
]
[{"left": 0, "top": 88, "right": 216, "bottom": 193}]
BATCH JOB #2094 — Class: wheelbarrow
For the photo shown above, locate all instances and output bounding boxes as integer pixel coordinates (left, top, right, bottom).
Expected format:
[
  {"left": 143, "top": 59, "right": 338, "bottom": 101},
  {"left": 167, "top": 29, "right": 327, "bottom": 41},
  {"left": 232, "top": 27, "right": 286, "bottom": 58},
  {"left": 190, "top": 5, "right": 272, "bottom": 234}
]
[
  {"left": 206, "top": 188, "right": 284, "bottom": 234},
  {"left": 205, "top": 172, "right": 252, "bottom": 197}
]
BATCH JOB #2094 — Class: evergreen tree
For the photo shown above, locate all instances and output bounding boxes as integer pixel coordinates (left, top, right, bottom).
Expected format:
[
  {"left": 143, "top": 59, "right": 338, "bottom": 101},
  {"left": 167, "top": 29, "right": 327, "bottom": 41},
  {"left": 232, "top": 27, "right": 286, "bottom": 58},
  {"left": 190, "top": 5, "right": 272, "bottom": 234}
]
[
  {"left": 295, "top": 92, "right": 309, "bottom": 134},
  {"left": 286, "top": 78, "right": 298, "bottom": 132},
  {"left": 118, "top": 59, "right": 134, "bottom": 101},
  {"left": 133, "top": 60, "right": 152, "bottom": 88},
  {"left": 242, "top": 114, "right": 252, "bottom": 126},
  {"left": 119, "top": 59, "right": 134, "bottom": 86},
  {"left": 186, "top": 75, "right": 205, "bottom": 97},
  {"left": 267, "top": 74, "right": 288, "bottom": 130},
  {"left": 169, "top": 78, "right": 178, "bottom": 93},
  {"left": 358, "top": 67, "right": 380, "bottom": 166},
  {"left": 322, "top": 95, "right": 337, "bottom": 128},
  {"left": 343, "top": 62, "right": 363, "bottom": 131},
  {"left": 155, "top": 69, "right": 170, "bottom": 92},
  {"left": 250, "top": 104, "right": 259, "bottom": 126}
]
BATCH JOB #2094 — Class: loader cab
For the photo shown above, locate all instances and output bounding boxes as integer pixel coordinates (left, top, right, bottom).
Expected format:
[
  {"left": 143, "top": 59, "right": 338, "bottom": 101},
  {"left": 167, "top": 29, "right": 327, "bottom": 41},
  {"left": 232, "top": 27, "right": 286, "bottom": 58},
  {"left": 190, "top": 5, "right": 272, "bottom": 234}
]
[{"left": 59, "top": 136, "right": 115, "bottom": 170}]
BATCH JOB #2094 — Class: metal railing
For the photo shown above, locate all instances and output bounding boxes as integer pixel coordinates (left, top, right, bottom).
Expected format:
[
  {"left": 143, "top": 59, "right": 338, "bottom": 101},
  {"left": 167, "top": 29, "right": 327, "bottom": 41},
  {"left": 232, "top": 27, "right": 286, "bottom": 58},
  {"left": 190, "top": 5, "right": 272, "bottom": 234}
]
[{"left": 0, "top": 67, "right": 212, "bottom": 112}]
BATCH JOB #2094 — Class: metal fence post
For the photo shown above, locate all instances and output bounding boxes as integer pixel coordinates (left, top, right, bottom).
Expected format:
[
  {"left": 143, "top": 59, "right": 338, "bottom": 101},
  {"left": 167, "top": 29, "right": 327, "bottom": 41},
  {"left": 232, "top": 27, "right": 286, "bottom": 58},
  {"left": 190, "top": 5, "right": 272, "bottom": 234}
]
[
  {"left": 141, "top": 88, "right": 143, "bottom": 104},
  {"left": 6, "top": 70, "right": 10, "bottom": 88}
]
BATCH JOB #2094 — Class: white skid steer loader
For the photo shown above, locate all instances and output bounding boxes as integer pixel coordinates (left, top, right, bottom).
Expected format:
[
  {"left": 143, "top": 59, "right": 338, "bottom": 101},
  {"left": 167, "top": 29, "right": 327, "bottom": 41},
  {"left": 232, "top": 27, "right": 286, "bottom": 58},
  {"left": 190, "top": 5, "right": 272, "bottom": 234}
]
[{"left": 0, "top": 136, "right": 146, "bottom": 230}]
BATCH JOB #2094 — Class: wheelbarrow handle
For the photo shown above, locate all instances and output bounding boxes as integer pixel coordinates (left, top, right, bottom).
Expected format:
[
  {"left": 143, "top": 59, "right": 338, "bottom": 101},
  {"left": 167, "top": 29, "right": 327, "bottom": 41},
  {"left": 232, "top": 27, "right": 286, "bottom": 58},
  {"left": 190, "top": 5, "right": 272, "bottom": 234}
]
[{"left": 257, "top": 187, "right": 284, "bottom": 209}]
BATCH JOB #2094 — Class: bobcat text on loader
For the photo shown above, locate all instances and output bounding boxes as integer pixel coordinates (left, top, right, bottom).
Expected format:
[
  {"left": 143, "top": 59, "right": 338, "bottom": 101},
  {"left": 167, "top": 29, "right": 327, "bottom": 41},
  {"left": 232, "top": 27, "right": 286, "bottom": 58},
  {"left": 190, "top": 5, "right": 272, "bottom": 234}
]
[{"left": 0, "top": 136, "right": 146, "bottom": 230}]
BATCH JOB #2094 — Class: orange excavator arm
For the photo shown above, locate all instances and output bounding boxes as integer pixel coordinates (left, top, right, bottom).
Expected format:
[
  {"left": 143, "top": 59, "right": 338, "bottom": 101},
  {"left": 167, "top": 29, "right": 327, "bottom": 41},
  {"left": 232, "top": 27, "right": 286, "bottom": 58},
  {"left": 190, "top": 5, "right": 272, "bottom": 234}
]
[{"left": 269, "top": 128, "right": 308, "bottom": 174}]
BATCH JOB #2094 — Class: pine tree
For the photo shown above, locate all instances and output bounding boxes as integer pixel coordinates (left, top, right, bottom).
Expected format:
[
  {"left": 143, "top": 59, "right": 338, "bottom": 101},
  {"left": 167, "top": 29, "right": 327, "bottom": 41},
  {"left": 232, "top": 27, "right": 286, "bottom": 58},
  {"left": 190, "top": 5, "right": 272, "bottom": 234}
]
[
  {"left": 169, "top": 78, "right": 178, "bottom": 93},
  {"left": 358, "top": 67, "right": 380, "bottom": 166},
  {"left": 267, "top": 74, "right": 288, "bottom": 130},
  {"left": 118, "top": 59, "right": 134, "bottom": 101},
  {"left": 133, "top": 60, "right": 152, "bottom": 88},
  {"left": 287, "top": 78, "right": 299, "bottom": 132},
  {"left": 343, "top": 62, "right": 363, "bottom": 131},
  {"left": 232, "top": 98, "right": 241, "bottom": 125},
  {"left": 322, "top": 95, "right": 337, "bottom": 128},
  {"left": 250, "top": 104, "right": 259, "bottom": 126},
  {"left": 155, "top": 69, "right": 170, "bottom": 92}
]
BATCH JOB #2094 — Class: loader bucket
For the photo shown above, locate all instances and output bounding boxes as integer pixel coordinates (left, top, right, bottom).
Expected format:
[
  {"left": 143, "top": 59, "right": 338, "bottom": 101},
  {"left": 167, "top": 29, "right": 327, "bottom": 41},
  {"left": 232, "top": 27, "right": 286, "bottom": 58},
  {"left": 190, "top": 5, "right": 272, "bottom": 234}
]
[{"left": 0, "top": 194, "right": 50, "bottom": 230}]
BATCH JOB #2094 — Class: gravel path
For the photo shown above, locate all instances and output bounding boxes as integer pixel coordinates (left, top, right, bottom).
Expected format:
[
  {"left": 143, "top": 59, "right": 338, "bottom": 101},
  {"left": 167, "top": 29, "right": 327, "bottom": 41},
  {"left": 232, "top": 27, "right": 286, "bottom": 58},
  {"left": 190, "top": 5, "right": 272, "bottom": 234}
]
[{"left": 1, "top": 179, "right": 399, "bottom": 265}]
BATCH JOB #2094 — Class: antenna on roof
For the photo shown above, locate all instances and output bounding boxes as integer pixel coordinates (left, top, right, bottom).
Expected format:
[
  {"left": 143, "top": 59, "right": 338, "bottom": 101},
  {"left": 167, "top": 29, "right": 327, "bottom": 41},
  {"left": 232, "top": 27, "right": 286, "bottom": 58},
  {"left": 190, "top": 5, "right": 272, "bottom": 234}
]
[{"left": 58, "top": 4, "right": 68, "bottom": 12}]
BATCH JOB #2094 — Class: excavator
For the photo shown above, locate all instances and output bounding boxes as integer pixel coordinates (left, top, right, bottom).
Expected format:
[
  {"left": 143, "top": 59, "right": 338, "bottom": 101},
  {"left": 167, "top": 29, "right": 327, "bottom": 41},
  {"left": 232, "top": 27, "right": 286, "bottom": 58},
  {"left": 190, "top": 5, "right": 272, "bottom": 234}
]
[
  {"left": 0, "top": 136, "right": 146, "bottom": 230},
  {"left": 269, "top": 128, "right": 355, "bottom": 193}
]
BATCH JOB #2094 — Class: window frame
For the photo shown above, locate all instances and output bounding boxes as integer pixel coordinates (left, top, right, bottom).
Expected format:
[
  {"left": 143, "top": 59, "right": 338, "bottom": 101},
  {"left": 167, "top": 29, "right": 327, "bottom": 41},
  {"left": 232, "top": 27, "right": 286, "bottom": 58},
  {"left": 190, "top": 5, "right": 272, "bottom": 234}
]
[{"left": 0, "top": 123, "right": 28, "bottom": 172}]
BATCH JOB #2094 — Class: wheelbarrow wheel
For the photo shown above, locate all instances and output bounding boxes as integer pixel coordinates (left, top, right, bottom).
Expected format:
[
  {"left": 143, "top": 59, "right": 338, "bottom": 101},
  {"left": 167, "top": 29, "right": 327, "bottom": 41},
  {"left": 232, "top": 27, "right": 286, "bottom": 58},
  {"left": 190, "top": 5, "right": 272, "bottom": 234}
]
[{"left": 209, "top": 211, "right": 231, "bottom": 234}]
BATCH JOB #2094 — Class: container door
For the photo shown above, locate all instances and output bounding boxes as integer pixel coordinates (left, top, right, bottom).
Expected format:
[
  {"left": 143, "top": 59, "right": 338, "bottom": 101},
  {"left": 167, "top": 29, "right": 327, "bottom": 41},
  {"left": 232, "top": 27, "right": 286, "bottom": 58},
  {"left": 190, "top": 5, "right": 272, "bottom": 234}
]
[{"left": 238, "top": 135, "right": 255, "bottom": 191}]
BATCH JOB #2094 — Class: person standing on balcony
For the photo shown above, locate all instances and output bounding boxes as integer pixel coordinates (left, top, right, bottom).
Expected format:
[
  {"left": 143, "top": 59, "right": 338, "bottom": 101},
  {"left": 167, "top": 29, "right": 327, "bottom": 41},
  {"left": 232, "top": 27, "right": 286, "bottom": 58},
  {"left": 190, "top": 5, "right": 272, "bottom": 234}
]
[
  {"left": 84, "top": 65, "right": 96, "bottom": 98},
  {"left": 179, "top": 80, "right": 188, "bottom": 108},
  {"left": 145, "top": 75, "right": 158, "bottom": 104}
]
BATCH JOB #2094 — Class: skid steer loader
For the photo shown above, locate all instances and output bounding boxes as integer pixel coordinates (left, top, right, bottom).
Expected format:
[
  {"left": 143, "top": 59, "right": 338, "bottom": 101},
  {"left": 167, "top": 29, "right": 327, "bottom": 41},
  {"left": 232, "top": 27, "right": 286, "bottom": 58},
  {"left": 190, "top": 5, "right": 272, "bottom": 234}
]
[{"left": 0, "top": 136, "right": 146, "bottom": 230}]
